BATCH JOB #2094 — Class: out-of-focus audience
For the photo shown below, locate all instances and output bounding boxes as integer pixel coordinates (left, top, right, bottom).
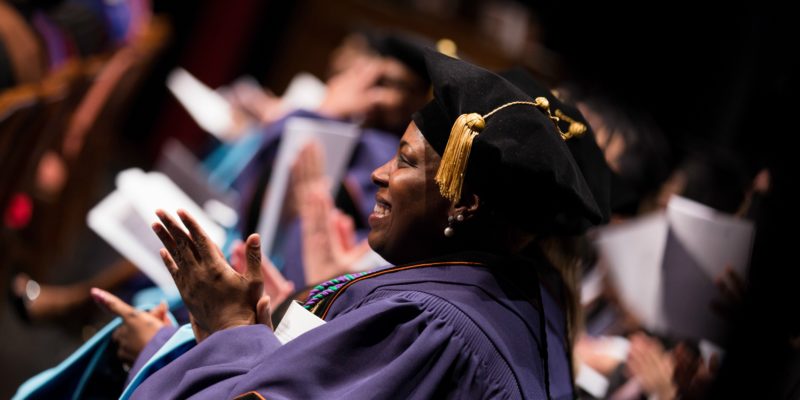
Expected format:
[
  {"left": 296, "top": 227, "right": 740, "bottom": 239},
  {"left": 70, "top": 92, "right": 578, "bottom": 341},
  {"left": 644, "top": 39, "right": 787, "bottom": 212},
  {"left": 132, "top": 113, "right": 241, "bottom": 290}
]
[{"left": 2, "top": 1, "right": 794, "bottom": 399}]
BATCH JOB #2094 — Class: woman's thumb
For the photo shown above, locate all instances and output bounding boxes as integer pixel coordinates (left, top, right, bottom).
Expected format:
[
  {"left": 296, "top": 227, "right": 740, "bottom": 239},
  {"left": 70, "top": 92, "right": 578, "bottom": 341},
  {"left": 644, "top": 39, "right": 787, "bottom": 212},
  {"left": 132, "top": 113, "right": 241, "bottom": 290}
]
[{"left": 256, "top": 295, "right": 272, "bottom": 330}]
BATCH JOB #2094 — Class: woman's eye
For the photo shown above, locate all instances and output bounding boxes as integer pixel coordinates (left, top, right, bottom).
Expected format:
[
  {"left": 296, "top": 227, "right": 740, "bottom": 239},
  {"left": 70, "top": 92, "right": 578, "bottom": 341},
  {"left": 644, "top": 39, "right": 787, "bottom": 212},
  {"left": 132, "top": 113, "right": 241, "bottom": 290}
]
[{"left": 398, "top": 154, "right": 415, "bottom": 167}]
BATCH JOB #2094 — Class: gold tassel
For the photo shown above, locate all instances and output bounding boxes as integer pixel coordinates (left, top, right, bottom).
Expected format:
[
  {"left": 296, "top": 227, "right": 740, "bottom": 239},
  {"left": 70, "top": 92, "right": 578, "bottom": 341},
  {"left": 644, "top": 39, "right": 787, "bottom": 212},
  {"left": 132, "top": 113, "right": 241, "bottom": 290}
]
[
  {"left": 435, "top": 113, "right": 484, "bottom": 202},
  {"left": 434, "top": 97, "right": 571, "bottom": 203}
]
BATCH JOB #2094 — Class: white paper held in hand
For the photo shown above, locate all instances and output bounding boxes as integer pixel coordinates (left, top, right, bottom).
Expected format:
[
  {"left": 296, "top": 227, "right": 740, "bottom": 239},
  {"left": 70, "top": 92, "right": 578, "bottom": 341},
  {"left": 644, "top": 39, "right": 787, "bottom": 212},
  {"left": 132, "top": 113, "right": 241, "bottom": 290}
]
[
  {"left": 88, "top": 168, "right": 226, "bottom": 296},
  {"left": 594, "top": 195, "right": 755, "bottom": 342},
  {"left": 256, "top": 117, "right": 360, "bottom": 258},
  {"left": 594, "top": 211, "right": 669, "bottom": 331}
]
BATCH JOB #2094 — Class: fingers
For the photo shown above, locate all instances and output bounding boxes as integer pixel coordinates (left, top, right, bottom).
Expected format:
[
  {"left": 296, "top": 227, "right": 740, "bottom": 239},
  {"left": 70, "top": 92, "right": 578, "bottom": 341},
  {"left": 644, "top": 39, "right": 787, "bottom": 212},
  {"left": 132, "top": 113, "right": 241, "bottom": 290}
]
[
  {"left": 149, "top": 300, "right": 173, "bottom": 326},
  {"left": 214, "top": 240, "right": 226, "bottom": 259},
  {"left": 159, "top": 248, "right": 179, "bottom": 277},
  {"left": 92, "top": 287, "right": 137, "bottom": 319},
  {"left": 345, "top": 240, "right": 372, "bottom": 268},
  {"left": 354, "top": 60, "right": 383, "bottom": 89},
  {"left": 713, "top": 266, "right": 747, "bottom": 315},
  {"left": 150, "top": 301, "right": 169, "bottom": 324},
  {"left": 278, "top": 281, "right": 295, "bottom": 306},
  {"left": 305, "top": 140, "right": 324, "bottom": 183},
  {"left": 725, "top": 266, "right": 747, "bottom": 296},
  {"left": 708, "top": 353, "right": 721, "bottom": 373},
  {"left": 261, "top": 257, "right": 291, "bottom": 300},
  {"left": 112, "top": 325, "right": 137, "bottom": 363},
  {"left": 117, "top": 347, "right": 136, "bottom": 364},
  {"left": 245, "top": 234, "right": 263, "bottom": 281},
  {"left": 332, "top": 210, "right": 356, "bottom": 252},
  {"left": 366, "top": 86, "right": 398, "bottom": 109},
  {"left": 230, "top": 240, "right": 246, "bottom": 275},
  {"left": 154, "top": 210, "right": 199, "bottom": 265},
  {"left": 151, "top": 223, "right": 177, "bottom": 253},
  {"left": 177, "top": 209, "right": 218, "bottom": 261},
  {"left": 256, "top": 295, "right": 272, "bottom": 329},
  {"left": 292, "top": 141, "right": 326, "bottom": 191},
  {"left": 301, "top": 186, "right": 330, "bottom": 235},
  {"left": 295, "top": 142, "right": 311, "bottom": 184}
]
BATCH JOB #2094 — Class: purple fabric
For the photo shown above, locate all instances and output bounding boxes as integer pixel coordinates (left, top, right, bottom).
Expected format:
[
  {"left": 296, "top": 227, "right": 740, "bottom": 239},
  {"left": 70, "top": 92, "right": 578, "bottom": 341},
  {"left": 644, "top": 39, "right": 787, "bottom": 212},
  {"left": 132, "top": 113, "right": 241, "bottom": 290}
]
[
  {"left": 131, "top": 254, "right": 574, "bottom": 399},
  {"left": 31, "top": 12, "right": 71, "bottom": 70},
  {"left": 125, "top": 325, "right": 179, "bottom": 386}
]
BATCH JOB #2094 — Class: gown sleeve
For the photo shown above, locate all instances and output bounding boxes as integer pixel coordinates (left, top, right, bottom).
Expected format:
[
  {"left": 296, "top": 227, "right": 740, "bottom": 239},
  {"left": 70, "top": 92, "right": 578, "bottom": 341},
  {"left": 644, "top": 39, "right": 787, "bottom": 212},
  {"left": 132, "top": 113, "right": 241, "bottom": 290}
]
[
  {"left": 131, "top": 290, "right": 520, "bottom": 399},
  {"left": 125, "top": 325, "right": 180, "bottom": 386}
]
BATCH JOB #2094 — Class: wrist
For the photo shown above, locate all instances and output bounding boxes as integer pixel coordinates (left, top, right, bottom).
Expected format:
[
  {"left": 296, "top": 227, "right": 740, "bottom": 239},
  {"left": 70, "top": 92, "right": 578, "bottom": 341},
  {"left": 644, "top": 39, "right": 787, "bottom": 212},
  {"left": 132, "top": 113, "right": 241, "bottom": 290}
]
[
  {"left": 652, "top": 384, "right": 678, "bottom": 400},
  {"left": 316, "top": 101, "right": 345, "bottom": 119},
  {"left": 215, "top": 316, "right": 257, "bottom": 332}
]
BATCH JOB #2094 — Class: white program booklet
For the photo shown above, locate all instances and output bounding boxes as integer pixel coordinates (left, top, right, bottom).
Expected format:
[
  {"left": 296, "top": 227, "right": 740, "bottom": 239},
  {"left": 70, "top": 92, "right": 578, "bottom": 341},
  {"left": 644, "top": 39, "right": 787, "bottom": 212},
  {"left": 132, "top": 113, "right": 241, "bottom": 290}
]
[
  {"left": 274, "top": 301, "right": 326, "bottom": 344},
  {"left": 594, "top": 195, "right": 755, "bottom": 342},
  {"left": 255, "top": 116, "right": 360, "bottom": 257},
  {"left": 661, "top": 195, "right": 754, "bottom": 343},
  {"left": 88, "top": 168, "right": 227, "bottom": 296},
  {"left": 595, "top": 212, "right": 669, "bottom": 332},
  {"left": 665, "top": 195, "right": 754, "bottom": 278},
  {"left": 167, "top": 67, "right": 235, "bottom": 140}
]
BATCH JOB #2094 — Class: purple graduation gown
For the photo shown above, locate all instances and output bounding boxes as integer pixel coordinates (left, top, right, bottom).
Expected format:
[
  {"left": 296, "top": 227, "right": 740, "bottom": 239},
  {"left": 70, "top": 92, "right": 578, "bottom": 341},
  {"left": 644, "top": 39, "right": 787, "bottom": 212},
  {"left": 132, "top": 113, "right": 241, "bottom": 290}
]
[{"left": 131, "top": 252, "right": 574, "bottom": 399}]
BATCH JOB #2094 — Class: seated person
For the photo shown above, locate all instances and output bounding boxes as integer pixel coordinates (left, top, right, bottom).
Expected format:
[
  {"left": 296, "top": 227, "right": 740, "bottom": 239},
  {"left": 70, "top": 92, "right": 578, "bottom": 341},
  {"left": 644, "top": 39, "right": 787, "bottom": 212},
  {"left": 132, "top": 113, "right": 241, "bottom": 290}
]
[{"left": 127, "top": 49, "right": 605, "bottom": 399}]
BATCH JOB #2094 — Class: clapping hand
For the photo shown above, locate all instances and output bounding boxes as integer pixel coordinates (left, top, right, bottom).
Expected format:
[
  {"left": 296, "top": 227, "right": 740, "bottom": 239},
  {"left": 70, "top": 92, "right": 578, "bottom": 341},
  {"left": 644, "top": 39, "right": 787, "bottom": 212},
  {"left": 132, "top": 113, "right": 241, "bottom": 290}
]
[{"left": 151, "top": 210, "right": 271, "bottom": 342}]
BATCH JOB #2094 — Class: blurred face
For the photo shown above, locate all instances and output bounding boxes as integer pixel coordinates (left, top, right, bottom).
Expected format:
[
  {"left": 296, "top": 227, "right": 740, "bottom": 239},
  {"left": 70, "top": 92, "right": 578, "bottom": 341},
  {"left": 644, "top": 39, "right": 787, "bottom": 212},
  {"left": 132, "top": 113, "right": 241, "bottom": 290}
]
[
  {"left": 365, "top": 58, "right": 429, "bottom": 134},
  {"left": 327, "top": 33, "right": 372, "bottom": 78},
  {"left": 577, "top": 102, "right": 626, "bottom": 172},
  {"left": 368, "top": 122, "right": 451, "bottom": 264}
]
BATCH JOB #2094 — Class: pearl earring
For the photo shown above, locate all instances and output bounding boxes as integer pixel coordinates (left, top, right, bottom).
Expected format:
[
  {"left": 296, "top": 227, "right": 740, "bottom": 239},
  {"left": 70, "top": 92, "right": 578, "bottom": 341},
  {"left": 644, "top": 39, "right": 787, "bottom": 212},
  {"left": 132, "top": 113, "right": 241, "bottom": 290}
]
[{"left": 444, "top": 214, "right": 462, "bottom": 237}]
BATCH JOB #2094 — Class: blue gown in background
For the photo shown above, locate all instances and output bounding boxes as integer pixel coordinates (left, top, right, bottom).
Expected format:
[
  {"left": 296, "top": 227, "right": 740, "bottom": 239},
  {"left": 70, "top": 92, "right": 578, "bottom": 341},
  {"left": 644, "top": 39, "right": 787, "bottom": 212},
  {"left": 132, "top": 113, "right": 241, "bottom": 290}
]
[{"left": 130, "top": 251, "right": 574, "bottom": 399}]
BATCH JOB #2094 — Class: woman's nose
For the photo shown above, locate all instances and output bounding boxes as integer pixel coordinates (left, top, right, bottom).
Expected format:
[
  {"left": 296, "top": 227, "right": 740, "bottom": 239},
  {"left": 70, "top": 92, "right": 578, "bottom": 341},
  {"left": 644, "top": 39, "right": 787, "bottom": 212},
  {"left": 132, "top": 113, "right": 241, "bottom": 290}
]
[{"left": 371, "top": 159, "right": 391, "bottom": 187}]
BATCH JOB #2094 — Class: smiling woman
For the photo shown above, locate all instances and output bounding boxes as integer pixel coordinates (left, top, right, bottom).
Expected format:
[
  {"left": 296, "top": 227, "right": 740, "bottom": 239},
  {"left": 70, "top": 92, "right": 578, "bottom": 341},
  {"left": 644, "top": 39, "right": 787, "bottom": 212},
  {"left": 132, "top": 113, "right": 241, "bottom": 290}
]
[
  {"left": 131, "top": 50, "right": 606, "bottom": 400},
  {"left": 366, "top": 124, "right": 453, "bottom": 265}
]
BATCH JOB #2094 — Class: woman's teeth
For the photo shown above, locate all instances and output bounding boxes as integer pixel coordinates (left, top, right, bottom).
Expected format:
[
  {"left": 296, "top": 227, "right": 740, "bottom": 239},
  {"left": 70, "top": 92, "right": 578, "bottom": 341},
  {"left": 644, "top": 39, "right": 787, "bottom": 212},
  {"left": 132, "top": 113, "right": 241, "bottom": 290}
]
[{"left": 373, "top": 203, "right": 390, "bottom": 217}]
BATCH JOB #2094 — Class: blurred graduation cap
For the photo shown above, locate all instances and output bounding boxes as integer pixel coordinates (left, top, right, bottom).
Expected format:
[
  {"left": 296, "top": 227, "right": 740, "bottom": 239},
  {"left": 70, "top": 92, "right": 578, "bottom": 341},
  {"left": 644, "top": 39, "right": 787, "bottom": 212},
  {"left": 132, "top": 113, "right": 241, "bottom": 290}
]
[
  {"left": 413, "top": 50, "right": 604, "bottom": 234},
  {"left": 363, "top": 29, "right": 434, "bottom": 85}
]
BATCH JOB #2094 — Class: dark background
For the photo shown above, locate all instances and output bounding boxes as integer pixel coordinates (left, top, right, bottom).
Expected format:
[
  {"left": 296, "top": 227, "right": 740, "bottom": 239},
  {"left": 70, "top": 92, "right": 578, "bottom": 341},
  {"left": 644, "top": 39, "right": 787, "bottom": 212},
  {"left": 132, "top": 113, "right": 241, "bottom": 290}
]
[{"left": 2, "top": 1, "right": 796, "bottom": 397}]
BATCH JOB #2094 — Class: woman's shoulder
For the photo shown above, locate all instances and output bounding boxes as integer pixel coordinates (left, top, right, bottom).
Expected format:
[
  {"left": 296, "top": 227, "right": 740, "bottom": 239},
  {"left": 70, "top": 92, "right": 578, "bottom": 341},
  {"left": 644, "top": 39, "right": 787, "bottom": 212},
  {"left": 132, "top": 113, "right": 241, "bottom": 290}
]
[{"left": 346, "top": 288, "right": 524, "bottom": 392}]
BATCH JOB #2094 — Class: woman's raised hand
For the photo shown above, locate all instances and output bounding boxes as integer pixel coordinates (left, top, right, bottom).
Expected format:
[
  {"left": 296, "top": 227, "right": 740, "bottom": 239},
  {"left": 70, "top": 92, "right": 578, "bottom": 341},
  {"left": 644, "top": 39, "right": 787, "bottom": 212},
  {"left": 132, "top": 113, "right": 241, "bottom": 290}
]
[{"left": 151, "top": 209, "right": 271, "bottom": 342}]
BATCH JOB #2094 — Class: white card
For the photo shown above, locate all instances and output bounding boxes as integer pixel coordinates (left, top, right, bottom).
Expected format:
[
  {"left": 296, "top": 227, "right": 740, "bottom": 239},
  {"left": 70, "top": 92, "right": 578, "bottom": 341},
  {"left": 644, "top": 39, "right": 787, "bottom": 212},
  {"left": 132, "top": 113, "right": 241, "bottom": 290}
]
[{"left": 274, "top": 301, "right": 326, "bottom": 344}]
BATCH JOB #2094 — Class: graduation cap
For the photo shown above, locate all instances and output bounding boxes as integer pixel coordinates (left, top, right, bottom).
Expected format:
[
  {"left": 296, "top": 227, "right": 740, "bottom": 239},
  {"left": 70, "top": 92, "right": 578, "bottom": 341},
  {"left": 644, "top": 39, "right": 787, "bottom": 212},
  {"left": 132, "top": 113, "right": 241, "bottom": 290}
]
[
  {"left": 499, "top": 67, "right": 612, "bottom": 230},
  {"left": 412, "top": 50, "right": 604, "bottom": 235},
  {"left": 364, "top": 30, "right": 433, "bottom": 85}
]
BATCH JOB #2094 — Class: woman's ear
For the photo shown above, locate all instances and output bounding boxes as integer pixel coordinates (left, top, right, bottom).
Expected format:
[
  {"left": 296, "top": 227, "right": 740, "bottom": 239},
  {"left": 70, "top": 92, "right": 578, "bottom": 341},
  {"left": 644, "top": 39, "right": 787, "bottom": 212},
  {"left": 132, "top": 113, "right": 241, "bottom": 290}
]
[{"left": 451, "top": 193, "right": 480, "bottom": 221}]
